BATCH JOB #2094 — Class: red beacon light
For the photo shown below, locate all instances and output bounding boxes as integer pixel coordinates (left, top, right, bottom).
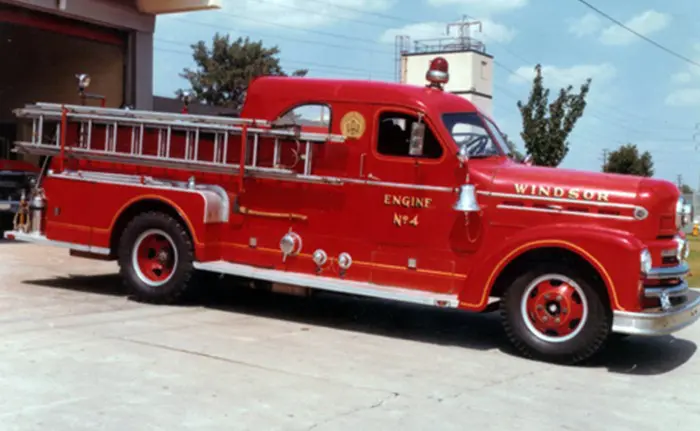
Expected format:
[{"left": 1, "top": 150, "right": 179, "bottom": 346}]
[{"left": 426, "top": 56, "right": 449, "bottom": 90}]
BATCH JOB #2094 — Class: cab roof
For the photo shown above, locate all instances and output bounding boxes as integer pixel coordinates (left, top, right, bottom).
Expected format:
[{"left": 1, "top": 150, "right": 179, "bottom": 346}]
[{"left": 242, "top": 76, "right": 481, "bottom": 120}]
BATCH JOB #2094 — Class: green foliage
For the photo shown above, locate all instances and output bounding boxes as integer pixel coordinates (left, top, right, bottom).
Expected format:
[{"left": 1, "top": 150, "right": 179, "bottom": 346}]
[
  {"left": 602, "top": 143, "right": 654, "bottom": 177},
  {"left": 177, "top": 33, "right": 308, "bottom": 110},
  {"left": 502, "top": 133, "right": 525, "bottom": 162},
  {"left": 681, "top": 184, "right": 693, "bottom": 194},
  {"left": 517, "top": 64, "right": 591, "bottom": 167}
]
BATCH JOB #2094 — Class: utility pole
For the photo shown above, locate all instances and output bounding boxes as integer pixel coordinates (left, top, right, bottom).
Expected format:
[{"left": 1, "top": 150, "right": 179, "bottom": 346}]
[
  {"left": 600, "top": 148, "right": 608, "bottom": 170},
  {"left": 677, "top": 174, "right": 683, "bottom": 189}
]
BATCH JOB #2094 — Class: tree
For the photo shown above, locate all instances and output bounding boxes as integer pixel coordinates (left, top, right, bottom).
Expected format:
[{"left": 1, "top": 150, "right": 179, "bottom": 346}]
[
  {"left": 177, "top": 33, "right": 308, "bottom": 111},
  {"left": 503, "top": 133, "right": 525, "bottom": 162},
  {"left": 680, "top": 184, "right": 693, "bottom": 194},
  {"left": 602, "top": 143, "right": 654, "bottom": 177},
  {"left": 517, "top": 64, "right": 591, "bottom": 167}
]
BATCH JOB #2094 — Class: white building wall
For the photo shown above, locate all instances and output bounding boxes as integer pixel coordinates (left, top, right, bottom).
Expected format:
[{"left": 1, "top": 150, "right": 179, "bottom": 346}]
[{"left": 400, "top": 50, "right": 493, "bottom": 117}]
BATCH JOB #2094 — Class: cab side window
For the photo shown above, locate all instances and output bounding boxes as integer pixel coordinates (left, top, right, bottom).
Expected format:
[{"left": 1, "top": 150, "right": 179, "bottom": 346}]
[
  {"left": 376, "top": 111, "right": 443, "bottom": 159},
  {"left": 277, "top": 103, "right": 331, "bottom": 133}
]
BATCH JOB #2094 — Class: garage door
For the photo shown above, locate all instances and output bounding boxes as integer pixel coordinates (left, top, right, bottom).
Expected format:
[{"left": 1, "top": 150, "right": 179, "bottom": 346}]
[{"left": 0, "top": 4, "right": 127, "bottom": 163}]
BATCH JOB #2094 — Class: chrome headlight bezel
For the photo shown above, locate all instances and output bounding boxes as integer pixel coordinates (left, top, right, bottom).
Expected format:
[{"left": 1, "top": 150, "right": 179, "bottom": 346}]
[
  {"left": 676, "top": 197, "right": 692, "bottom": 229},
  {"left": 640, "top": 248, "right": 652, "bottom": 274},
  {"left": 674, "top": 236, "right": 690, "bottom": 261}
]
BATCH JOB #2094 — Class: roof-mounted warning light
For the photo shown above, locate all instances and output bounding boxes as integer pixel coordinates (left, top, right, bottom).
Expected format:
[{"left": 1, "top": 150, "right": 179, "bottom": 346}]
[{"left": 426, "top": 56, "right": 449, "bottom": 90}]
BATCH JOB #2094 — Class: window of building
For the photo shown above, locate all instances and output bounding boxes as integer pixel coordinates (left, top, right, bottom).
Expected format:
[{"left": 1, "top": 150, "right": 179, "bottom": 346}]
[
  {"left": 376, "top": 111, "right": 443, "bottom": 159},
  {"left": 277, "top": 103, "right": 331, "bottom": 133}
]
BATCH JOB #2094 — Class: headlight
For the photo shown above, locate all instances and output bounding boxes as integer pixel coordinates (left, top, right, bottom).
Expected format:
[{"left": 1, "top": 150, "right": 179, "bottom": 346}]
[
  {"left": 676, "top": 197, "right": 684, "bottom": 229},
  {"left": 676, "top": 197, "right": 692, "bottom": 229},
  {"left": 640, "top": 249, "right": 652, "bottom": 274}
]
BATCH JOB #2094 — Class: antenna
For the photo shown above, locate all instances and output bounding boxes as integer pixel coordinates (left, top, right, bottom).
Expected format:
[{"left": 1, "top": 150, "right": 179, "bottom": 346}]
[{"left": 446, "top": 15, "right": 482, "bottom": 49}]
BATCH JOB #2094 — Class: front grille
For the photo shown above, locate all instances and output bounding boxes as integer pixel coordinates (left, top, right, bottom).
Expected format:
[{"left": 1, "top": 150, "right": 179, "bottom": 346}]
[{"left": 662, "top": 256, "right": 678, "bottom": 265}]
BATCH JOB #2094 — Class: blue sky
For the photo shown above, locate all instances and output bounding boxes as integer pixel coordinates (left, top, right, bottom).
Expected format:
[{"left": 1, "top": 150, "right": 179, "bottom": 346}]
[{"left": 153, "top": 0, "right": 700, "bottom": 186}]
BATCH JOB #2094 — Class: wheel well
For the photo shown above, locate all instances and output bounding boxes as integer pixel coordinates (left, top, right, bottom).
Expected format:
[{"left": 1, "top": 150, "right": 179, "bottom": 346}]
[
  {"left": 490, "top": 247, "right": 611, "bottom": 304},
  {"left": 109, "top": 199, "right": 194, "bottom": 258}
]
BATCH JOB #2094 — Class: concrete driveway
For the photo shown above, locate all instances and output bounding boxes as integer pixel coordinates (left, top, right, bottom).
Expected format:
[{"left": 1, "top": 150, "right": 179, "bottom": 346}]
[{"left": 0, "top": 240, "right": 698, "bottom": 430}]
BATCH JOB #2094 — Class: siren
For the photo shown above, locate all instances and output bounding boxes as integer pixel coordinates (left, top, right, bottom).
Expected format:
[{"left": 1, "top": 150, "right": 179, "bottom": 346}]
[{"left": 426, "top": 56, "right": 449, "bottom": 89}]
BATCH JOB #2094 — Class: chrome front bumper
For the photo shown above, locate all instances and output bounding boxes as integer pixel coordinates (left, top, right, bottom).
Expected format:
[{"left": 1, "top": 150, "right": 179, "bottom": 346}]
[
  {"left": 612, "top": 289, "right": 700, "bottom": 335},
  {"left": 612, "top": 261, "right": 700, "bottom": 336}
]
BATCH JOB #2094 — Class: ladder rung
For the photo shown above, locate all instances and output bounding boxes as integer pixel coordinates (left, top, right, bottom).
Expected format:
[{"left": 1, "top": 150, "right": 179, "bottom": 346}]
[
  {"left": 16, "top": 108, "right": 345, "bottom": 144},
  {"left": 13, "top": 142, "right": 297, "bottom": 176}
]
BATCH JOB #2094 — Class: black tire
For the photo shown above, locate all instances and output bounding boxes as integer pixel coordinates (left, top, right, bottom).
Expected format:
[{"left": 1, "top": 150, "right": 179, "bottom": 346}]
[
  {"left": 118, "top": 211, "right": 195, "bottom": 304},
  {"left": 500, "top": 261, "right": 612, "bottom": 365}
]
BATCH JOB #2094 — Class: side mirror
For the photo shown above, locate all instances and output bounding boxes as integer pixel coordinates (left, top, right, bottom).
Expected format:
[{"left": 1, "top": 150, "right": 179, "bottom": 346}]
[
  {"left": 457, "top": 145, "right": 469, "bottom": 165},
  {"left": 408, "top": 122, "right": 425, "bottom": 157}
]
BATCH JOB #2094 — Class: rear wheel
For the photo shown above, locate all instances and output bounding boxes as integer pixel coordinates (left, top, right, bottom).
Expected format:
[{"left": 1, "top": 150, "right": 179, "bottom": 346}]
[
  {"left": 500, "top": 262, "right": 611, "bottom": 365},
  {"left": 118, "top": 211, "right": 195, "bottom": 304}
]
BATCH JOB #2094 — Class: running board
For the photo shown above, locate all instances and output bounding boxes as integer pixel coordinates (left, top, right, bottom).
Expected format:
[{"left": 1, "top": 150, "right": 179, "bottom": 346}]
[{"left": 193, "top": 260, "right": 461, "bottom": 308}]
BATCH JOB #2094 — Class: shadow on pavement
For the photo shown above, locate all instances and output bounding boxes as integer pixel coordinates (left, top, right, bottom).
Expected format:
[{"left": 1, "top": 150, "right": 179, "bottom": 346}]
[
  {"left": 586, "top": 335, "right": 697, "bottom": 375},
  {"left": 22, "top": 273, "right": 698, "bottom": 375}
]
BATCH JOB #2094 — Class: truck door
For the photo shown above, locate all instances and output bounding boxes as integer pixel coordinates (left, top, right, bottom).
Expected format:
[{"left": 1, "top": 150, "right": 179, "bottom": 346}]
[{"left": 359, "top": 107, "right": 466, "bottom": 294}]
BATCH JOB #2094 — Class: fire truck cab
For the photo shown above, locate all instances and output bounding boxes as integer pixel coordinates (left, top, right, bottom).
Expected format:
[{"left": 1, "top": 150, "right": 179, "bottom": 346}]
[{"left": 4, "top": 58, "right": 700, "bottom": 365}]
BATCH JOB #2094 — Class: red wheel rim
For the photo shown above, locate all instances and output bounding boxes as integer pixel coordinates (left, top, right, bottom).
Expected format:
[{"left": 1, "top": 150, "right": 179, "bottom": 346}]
[
  {"left": 132, "top": 229, "right": 178, "bottom": 286},
  {"left": 520, "top": 274, "right": 588, "bottom": 343}
]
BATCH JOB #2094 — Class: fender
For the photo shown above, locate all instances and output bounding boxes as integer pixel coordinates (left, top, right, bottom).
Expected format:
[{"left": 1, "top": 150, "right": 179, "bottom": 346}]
[
  {"left": 457, "top": 223, "right": 646, "bottom": 312},
  {"left": 42, "top": 171, "right": 230, "bottom": 259}
]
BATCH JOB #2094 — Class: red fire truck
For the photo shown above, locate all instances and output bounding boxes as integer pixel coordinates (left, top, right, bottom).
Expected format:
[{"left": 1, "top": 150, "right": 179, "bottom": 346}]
[{"left": 3, "top": 58, "right": 699, "bottom": 365}]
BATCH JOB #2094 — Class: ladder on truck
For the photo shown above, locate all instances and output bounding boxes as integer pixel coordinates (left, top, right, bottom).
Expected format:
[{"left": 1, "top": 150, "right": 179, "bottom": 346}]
[{"left": 12, "top": 102, "right": 347, "bottom": 184}]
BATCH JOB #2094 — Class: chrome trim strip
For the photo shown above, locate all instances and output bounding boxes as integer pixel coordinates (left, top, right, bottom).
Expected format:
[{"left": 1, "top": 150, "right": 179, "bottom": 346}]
[
  {"left": 193, "top": 260, "right": 460, "bottom": 308},
  {"left": 612, "top": 290, "right": 700, "bottom": 335},
  {"left": 644, "top": 281, "right": 689, "bottom": 298},
  {"left": 346, "top": 178, "right": 454, "bottom": 192},
  {"left": 479, "top": 190, "right": 642, "bottom": 210},
  {"left": 496, "top": 203, "right": 635, "bottom": 221},
  {"left": 3, "top": 230, "right": 111, "bottom": 255},
  {"left": 52, "top": 168, "right": 456, "bottom": 195},
  {"left": 645, "top": 262, "right": 689, "bottom": 280}
]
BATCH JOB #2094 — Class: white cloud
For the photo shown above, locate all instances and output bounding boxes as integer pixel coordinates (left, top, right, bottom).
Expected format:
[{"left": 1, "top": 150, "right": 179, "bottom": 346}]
[
  {"left": 426, "top": 0, "right": 527, "bottom": 15},
  {"left": 194, "top": 0, "right": 396, "bottom": 29},
  {"left": 665, "top": 43, "right": 700, "bottom": 106},
  {"left": 380, "top": 18, "right": 516, "bottom": 45},
  {"left": 671, "top": 72, "right": 693, "bottom": 85},
  {"left": 567, "top": 12, "right": 603, "bottom": 37},
  {"left": 599, "top": 10, "right": 671, "bottom": 46},
  {"left": 508, "top": 63, "right": 617, "bottom": 88},
  {"left": 665, "top": 89, "right": 700, "bottom": 107}
]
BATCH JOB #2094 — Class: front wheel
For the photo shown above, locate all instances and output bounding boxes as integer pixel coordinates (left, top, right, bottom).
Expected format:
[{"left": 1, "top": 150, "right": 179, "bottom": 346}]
[
  {"left": 500, "top": 262, "right": 612, "bottom": 365},
  {"left": 118, "top": 211, "right": 196, "bottom": 304}
]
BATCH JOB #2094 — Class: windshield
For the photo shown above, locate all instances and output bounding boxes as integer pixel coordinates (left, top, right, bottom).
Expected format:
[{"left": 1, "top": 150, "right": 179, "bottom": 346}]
[{"left": 441, "top": 112, "right": 505, "bottom": 158}]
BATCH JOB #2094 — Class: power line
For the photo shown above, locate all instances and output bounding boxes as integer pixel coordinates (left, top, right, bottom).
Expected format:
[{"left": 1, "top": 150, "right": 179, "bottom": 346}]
[
  {"left": 248, "top": 0, "right": 693, "bottom": 131},
  {"left": 173, "top": 17, "right": 394, "bottom": 56},
  {"left": 154, "top": 45, "right": 392, "bottom": 79},
  {"left": 165, "top": 2, "right": 694, "bottom": 135},
  {"left": 574, "top": 0, "right": 700, "bottom": 69},
  {"left": 492, "top": 60, "right": 694, "bottom": 140}
]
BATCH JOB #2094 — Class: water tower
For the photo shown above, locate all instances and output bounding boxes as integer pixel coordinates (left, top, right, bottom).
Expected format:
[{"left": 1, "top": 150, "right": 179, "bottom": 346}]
[{"left": 396, "top": 16, "right": 493, "bottom": 117}]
